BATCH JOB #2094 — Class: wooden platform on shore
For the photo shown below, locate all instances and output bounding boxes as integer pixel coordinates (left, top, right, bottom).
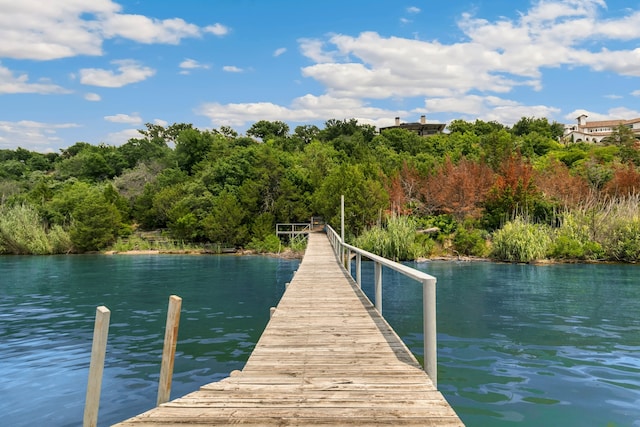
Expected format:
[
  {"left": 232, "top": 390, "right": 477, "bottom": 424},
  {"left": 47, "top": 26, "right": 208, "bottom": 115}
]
[{"left": 113, "top": 231, "right": 464, "bottom": 426}]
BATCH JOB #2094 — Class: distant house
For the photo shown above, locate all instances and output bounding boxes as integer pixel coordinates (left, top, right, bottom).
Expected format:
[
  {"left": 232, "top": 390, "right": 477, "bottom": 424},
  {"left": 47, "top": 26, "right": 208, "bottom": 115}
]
[
  {"left": 379, "top": 116, "right": 446, "bottom": 137},
  {"left": 563, "top": 114, "right": 640, "bottom": 143}
]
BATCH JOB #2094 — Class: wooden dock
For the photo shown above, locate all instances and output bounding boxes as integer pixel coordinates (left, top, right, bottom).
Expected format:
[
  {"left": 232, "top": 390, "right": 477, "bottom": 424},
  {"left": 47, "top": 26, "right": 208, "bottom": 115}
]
[{"left": 114, "top": 231, "right": 464, "bottom": 426}]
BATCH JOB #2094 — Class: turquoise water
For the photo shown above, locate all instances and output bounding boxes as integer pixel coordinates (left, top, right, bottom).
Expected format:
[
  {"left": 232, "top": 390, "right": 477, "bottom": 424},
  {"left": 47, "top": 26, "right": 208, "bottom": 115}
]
[
  {"left": 0, "top": 254, "right": 298, "bottom": 426},
  {"left": 358, "top": 261, "right": 640, "bottom": 427},
  {"left": 1, "top": 255, "right": 639, "bottom": 426}
]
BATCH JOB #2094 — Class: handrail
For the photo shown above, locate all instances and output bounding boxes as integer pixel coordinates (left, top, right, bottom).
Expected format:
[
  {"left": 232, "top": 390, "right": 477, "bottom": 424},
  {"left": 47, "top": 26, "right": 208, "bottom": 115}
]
[
  {"left": 325, "top": 224, "right": 438, "bottom": 388},
  {"left": 276, "top": 223, "right": 311, "bottom": 234}
]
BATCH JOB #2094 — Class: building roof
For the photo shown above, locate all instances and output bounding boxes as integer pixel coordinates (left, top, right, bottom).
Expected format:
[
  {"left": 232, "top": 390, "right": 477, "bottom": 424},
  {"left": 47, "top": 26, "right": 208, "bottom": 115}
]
[{"left": 582, "top": 118, "right": 640, "bottom": 128}]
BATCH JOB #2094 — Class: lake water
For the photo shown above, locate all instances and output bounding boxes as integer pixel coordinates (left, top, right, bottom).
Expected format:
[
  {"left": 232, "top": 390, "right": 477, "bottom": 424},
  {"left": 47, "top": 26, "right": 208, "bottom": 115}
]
[{"left": 1, "top": 255, "right": 639, "bottom": 426}]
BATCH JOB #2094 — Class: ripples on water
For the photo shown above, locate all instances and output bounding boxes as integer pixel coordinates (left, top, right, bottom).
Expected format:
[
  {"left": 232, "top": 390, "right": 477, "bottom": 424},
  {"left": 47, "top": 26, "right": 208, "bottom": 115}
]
[
  {"left": 361, "top": 261, "right": 640, "bottom": 427},
  {"left": 1, "top": 256, "right": 639, "bottom": 426},
  {"left": 0, "top": 255, "right": 299, "bottom": 426}
]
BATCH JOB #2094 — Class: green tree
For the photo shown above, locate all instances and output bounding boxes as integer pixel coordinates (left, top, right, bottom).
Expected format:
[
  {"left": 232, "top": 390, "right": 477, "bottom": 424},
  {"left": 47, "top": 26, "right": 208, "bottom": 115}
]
[
  {"left": 602, "top": 124, "right": 640, "bottom": 165},
  {"left": 48, "top": 182, "right": 122, "bottom": 251},
  {"left": 293, "top": 125, "right": 320, "bottom": 144},
  {"left": 118, "top": 137, "right": 170, "bottom": 168},
  {"left": 246, "top": 120, "right": 290, "bottom": 141},
  {"left": 138, "top": 122, "right": 194, "bottom": 144},
  {"left": 313, "top": 163, "right": 388, "bottom": 236},
  {"left": 202, "top": 190, "right": 248, "bottom": 245},
  {"left": 511, "top": 116, "right": 564, "bottom": 139},
  {"left": 174, "top": 128, "right": 215, "bottom": 174},
  {"left": 480, "top": 129, "right": 516, "bottom": 170}
]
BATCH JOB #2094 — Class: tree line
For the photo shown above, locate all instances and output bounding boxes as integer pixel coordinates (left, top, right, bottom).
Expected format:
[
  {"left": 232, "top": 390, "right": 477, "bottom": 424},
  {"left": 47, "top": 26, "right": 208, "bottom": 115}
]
[{"left": 1, "top": 117, "right": 639, "bottom": 262}]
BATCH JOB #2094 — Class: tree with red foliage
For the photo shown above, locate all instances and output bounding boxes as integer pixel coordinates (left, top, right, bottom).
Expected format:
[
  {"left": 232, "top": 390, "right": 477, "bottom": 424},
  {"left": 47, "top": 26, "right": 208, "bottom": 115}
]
[
  {"left": 483, "top": 154, "right": 554, "bottom": 229},
  {"left": 534, "top": 159, "right": 590, "bottom": 208},
  {"left": 385, "top": 161, "right": 423, "bottom": 215},
  {"left": 604, "top": 163, "right": 640, "bottom": 197},
  {"left": 421, "top": 157, "right": 494, "bottom": 221}
]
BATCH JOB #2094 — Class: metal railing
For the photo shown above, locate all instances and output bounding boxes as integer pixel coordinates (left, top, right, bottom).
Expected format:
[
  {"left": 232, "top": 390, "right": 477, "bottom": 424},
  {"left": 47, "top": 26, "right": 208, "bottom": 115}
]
[
  {"left": 325, "top": 224, "right": 438, "bottom": 388},
  {"left": 275, "top": 223, "right": 311, "bottom": 238}
]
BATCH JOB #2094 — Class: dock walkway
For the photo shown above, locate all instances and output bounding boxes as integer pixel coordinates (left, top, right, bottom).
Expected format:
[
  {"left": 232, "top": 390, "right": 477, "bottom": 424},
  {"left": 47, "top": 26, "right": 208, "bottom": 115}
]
[{"left": 114, "top": 231, "right": 464, "bottom": 426}]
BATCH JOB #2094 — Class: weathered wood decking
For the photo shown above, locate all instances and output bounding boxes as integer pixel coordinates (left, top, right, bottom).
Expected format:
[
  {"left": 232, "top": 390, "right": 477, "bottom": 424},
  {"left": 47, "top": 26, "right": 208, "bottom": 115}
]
[{"left": 114, "top": 231, "right": 464, "bottom": 426}]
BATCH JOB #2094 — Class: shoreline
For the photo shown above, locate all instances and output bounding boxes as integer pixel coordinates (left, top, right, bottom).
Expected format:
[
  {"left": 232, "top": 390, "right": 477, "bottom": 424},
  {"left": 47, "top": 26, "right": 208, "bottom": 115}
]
[
  {"left": 104, "top": 248, "right": 305, "bottom": 259},
  {"left": 102, "top": 250, "right": 631, "bottom": 265}
]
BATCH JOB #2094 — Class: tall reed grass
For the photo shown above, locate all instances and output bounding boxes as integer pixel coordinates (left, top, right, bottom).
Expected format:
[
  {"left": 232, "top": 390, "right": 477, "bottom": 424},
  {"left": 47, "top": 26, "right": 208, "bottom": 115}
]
[
  {"left": 491, "top": 217, "right": 552, "bottom": 262},
  {"left": 353, "top": 214, "right": 428, "bottom": 261},
  {"left": 0, "top": 203, "right": 72, "bottom": 254},
  {"left": 494, "top": 194, "right": 640, "bottom": 262}
]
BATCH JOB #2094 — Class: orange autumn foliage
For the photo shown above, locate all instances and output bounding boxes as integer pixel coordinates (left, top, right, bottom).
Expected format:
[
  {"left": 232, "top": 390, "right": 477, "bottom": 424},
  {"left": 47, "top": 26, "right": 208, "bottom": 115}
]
[
  {"left": 604, "top": 163, "right": 640, "bottom": 197},
  {"left": 422, "top": 157, "right": 495, "bottom": 221},
  {"left": 385, "top": 162, "right": 423, "bottom": 215},
  {"left": 534, "top": 159, "right": 590, "bottom": 208}
]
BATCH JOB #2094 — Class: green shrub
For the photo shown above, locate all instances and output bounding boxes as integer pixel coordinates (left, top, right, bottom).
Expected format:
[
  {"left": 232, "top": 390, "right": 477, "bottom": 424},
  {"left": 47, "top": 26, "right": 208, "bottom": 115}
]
[
  {"left": 608, "top": 219, "right": 640, "bottom": 263},
  {"left": 247, "top": 234, "right": 281, "bottom": 253},
  {"left": 49, "top": 224, "right": 73, "bottom": 254},
  {"left": 454, "top": 225, "right": 489, "bottom": 257},
  {"left": 289, "top": 235, "right": 308, "bottom": 253},
  {"left": 491, "top": 218, "right": 551, "bottom": 262},
  {"left": 550, "top": 213, "right": 603, "bottom": 260}
]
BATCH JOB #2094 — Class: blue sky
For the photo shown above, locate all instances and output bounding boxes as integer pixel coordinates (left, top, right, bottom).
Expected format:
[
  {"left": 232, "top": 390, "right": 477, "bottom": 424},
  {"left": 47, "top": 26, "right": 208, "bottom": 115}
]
[{"left": 1, "top": 0, "right": 639, "bottom": 152}]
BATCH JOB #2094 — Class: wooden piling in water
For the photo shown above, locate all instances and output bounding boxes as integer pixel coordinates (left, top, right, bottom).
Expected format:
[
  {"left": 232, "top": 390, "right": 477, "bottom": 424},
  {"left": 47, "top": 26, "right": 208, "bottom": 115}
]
[
  {"left": 83, "top": 305, "right": 111, "bottom": 427},
  {"left": 157, "top": 295, "right": 182, "bottom": 406}
]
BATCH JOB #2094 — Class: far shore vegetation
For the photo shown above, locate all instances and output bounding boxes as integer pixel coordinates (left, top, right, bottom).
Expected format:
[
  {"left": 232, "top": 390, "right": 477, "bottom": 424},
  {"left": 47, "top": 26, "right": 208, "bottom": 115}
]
[{"left": 1, "top": 118, "right": 639, "bottom": 263}]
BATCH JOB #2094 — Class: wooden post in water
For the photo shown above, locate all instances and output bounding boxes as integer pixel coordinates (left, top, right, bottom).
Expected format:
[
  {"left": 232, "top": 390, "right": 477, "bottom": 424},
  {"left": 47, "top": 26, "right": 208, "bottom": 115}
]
[
  {"left": 157, "top": 295, "right": 182, "bottom": 406},
  {"left": 83, "top": 306, "right": 111, "bottom": 427},
  {"left": 423, "top": 278, "right": 437, "bottom": 388}
]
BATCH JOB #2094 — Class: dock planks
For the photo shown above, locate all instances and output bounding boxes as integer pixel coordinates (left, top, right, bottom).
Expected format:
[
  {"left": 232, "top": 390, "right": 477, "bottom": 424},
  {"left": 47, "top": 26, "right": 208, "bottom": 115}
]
[{"left": 113, "top": 231, "right": 464, "bottom": 426}]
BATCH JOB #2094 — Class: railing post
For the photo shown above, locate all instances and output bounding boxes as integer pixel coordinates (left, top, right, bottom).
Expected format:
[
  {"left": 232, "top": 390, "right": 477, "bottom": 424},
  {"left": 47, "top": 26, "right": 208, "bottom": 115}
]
[
  {"left": 83, "top": 306, "right": 111, "bottom": 427},
  {"left": 374, "top": 262, "right": 382, "bottom": 313},
  {"left": 346, "top": 248, "right": 352, "bottom": 274},
  {"left": 157, "top": 295, "right": 182, "bottom": 406},
  {"left": 355, "top": 253, "right": 362, "bottom": 288},
  {"left": 423, "top": 278, "right": 437, "bottom": 388}
]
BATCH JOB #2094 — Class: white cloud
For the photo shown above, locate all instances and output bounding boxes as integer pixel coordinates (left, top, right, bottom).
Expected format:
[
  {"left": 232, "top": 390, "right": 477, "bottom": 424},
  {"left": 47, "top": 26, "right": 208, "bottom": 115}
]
[
  {"left": 101, "top": 15, "right": 200, "bottom": 44},
  {"left": 291, "top": 0, "right": 640, "bottom": 119},
  {"left": 0, "top": 64, "right": 70, "bottom": 94},
  {"left": 632, "top": 90, "right": 640, "bottom": 97},
  {"left": 407, "top": 6, "right": 421, "bottom": 14},
  {"left": 204, "top": 23, "right": 230, "bottom": 36},
  {"left": 180, "top": 58, "right": 209, "bottom": 70},
  {"left": 84, "top": 92, "right": 101, "bottom": 101},
  {"left": 604, "top": 94, "right": 623, "bottom": 100},
  {"left": 564, "top": 107, "right": 640, "bottom": 122},
  {"left": 102, "top": 128, "right": 142, "bottom": 146},
  {"left": 299, "top": 38, "right": 339, "bottom": 63},
  {"left": 0, "top": 120, "right": 80, "bottom": 151},
  {"left": 0, "top": 0, "right": 223, "bottom": 60},
  {"left": 196, "top": 94, "right": 408, "bottom": 127},
  {"left": 223, "top": 65, "right": 243, "bottom": 73},
  {"left": 273, "top": 47, "right": 287, "bottom": 57},
  {"left": 154, "top": 119, "right": 168, "bottom": 127},
  {"left": 104, "top": 113, "right": 143, "bottom": 125},
  {"left": 80, "top": 60, "right": 156, "bottom": 87},
  {"left": 424, "top": 95, "right": 560, "bottom": 125},
  {"left": 179, "top": 58, "right": 210, "bottom": 74},
  {"left": 195, "top": 1, "right": 640, "bottom": 131}
]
